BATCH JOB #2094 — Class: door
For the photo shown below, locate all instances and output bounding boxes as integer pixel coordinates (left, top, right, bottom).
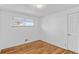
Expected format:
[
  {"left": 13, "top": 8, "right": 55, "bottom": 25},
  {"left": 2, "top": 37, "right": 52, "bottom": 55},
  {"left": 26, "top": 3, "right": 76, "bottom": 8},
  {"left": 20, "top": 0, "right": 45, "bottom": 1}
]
[{"left": 68, "top": 13, "right": 79, "bottom": 53}]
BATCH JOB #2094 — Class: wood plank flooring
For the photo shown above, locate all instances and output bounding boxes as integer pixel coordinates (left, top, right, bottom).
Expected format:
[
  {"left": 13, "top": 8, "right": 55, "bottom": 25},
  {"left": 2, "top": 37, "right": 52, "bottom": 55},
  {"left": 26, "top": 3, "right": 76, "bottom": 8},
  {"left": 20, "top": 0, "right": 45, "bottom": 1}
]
[{"left": 1, "top": 40, "right": 77, "bottom": 54}]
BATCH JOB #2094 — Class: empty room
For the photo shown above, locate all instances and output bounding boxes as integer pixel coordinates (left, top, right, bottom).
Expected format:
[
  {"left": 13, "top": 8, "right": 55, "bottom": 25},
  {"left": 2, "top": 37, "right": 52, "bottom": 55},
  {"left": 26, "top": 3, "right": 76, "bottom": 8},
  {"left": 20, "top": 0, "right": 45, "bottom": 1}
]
[{"left": 0, "top": 4, "right": 79, "bottom": 54}]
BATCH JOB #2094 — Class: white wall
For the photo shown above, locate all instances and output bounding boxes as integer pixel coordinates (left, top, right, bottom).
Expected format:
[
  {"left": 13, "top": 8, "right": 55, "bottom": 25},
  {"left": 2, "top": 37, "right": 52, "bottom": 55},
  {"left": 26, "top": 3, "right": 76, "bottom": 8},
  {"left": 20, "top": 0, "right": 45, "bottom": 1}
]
[
  {"left": 40, "top": 12, "right": 67, "bottom": 49},
  {"left": 0, "top": 10, "right": 40, "bottom": 49},
  {"left": 40, "top": 7, "right": 79, "bottom": 49}
]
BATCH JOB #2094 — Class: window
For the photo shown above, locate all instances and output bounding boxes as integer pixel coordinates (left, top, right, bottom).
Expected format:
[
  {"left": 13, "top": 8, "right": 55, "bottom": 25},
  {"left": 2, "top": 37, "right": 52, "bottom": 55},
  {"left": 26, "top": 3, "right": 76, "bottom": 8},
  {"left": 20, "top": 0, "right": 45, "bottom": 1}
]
[
  {"left": 18, "top": 19, "right": 34, "bottom": 26},
  {"left": 12, "top": 17, "right": 34, "bottom": 27}
]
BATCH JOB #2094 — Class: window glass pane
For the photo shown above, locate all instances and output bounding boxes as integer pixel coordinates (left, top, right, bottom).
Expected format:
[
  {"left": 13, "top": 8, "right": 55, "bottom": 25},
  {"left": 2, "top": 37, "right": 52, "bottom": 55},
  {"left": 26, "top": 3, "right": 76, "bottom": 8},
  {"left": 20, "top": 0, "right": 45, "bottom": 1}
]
[
  {"left": 13, "top": 17, "right": 34, "bottom": 26},
  {"left": 19, "top": 19, "right": 34, "bottom": 26}
]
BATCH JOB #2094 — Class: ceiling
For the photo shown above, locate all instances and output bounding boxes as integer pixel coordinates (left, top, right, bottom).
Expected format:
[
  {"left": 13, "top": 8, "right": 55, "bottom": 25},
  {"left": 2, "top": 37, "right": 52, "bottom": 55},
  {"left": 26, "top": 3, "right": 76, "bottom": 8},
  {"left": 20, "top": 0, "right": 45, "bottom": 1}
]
[{"left": 0, "top": 4, "right": 79, "bottom": 17}]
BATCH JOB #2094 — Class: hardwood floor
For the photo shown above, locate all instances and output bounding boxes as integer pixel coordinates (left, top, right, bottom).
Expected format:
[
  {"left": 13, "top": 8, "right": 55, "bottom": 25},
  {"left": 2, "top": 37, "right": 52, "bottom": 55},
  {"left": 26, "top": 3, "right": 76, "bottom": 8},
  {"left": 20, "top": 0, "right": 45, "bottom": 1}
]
[{"left": 1, "top": 40, "right": 77, "bottom": 54}]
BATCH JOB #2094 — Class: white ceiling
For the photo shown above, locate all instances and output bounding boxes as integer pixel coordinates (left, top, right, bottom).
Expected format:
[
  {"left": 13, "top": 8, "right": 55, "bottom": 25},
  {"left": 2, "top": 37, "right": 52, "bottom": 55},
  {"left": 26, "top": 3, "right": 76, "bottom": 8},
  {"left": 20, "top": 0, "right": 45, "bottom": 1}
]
[{"left": 0, "top": 4, "right": 79, "bottom": 17}]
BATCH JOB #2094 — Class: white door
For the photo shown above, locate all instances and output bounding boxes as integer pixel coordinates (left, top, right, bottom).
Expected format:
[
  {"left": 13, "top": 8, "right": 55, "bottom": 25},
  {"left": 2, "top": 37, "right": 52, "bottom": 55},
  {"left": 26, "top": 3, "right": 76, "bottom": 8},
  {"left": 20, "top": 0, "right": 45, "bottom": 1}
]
[{"left": 68, "top": 13, "right": 79, "bottom": 53}]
